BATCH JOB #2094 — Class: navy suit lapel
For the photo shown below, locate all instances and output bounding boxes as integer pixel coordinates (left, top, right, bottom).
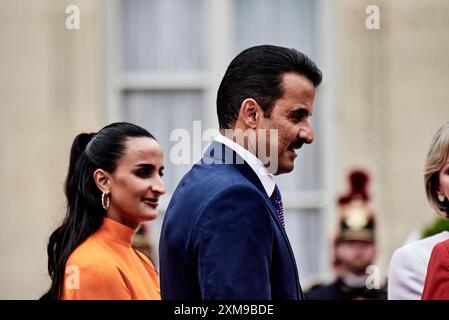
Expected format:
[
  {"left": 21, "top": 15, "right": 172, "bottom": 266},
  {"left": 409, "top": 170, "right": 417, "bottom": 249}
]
[
  {"left": 203, "top": 141, "right": 303, "bottom": 299},
  {"left": 203, "top": 141, "right": 288, "bottom": 235},
  {"left": 203, "top": 140, "right": 266, "bottom": 194}
]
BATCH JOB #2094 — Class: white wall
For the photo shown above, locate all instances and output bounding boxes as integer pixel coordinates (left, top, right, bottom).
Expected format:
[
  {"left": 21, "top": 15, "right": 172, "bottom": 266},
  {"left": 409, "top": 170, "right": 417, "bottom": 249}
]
[{"left": 0, "top": 0, "right": 104, "bottom": 299}]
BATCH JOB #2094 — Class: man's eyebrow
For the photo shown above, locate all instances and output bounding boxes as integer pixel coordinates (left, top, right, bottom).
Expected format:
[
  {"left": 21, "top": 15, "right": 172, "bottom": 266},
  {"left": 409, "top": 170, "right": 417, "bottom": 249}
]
[{"left": 287, "top": 107, "right": 311, "bottom": 119}]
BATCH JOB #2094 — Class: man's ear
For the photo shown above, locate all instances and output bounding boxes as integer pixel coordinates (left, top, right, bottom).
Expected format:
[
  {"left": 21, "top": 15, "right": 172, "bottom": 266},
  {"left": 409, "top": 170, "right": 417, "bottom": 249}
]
[
  {"left": 93, "top": 169, "right": 112, "bottom": 194},
  {"left": 238, "top": 98, "right": 263, "bottom": 129}
]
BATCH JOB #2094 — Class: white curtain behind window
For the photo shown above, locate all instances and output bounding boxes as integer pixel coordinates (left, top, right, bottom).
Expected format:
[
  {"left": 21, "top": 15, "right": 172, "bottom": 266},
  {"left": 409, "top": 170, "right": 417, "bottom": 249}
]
[
  {"left": 121, "top": 0, "right": 205, "bottom": 71},
  {"left": 122, "top": 90, "right": 204, "bottom": 192}
]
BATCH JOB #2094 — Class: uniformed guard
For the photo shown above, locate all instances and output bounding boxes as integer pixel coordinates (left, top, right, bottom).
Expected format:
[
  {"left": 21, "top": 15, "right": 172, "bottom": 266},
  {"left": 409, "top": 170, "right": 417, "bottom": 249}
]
[{"left": 306, "top": 170, "right": 387, "bottom": 300}]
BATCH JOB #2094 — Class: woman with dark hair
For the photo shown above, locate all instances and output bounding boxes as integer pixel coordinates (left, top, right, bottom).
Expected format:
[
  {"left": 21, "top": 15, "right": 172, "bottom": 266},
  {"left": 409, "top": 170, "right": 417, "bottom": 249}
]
[{"left": 41, "top": 122, "right": 166, "bottom": 300}]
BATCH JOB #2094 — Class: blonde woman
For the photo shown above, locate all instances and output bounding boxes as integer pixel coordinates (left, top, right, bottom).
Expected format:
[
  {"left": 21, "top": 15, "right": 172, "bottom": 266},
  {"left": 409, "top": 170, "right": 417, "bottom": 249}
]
[
  {"left": 421, "top": 123, "right": 449, "bottom": 299},
  {"left": 388, "top": 123, "right": 449, "bottom": 299}
]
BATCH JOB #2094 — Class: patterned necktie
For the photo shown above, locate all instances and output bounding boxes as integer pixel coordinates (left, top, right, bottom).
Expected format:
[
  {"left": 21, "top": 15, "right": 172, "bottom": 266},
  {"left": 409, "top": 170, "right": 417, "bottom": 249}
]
[{"left": 270, "top": 185, "right": 285, "bottom": 229}]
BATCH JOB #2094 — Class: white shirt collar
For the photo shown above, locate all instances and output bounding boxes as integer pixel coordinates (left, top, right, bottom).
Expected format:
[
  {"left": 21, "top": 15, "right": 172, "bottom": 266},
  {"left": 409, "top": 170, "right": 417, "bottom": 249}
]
[{"left": 213, "top": 133, "right": 276, "bottom": 197}]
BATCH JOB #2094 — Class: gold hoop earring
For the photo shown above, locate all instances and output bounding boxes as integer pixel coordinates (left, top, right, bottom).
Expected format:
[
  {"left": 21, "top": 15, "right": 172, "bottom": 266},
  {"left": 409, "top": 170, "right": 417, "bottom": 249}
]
[{"left": 101, "top": 192, "right": 110, "bottom": 210}]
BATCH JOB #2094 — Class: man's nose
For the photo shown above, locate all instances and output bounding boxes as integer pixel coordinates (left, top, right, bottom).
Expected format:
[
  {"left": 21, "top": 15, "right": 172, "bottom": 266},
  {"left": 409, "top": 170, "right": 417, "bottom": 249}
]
[{"left": 298, "top": 120, "right": 313, "bottom": 144}]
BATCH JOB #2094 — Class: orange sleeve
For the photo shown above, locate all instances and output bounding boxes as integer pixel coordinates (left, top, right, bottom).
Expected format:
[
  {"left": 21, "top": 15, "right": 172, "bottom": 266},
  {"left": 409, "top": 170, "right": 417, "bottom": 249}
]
[
  {"left": 63, "top": 263, "right": 131, "bottom": 300},
  {"left": 133, "top": 250, "right": 161, "bottom": 287},
  {"left": 422, "top": 241, "right": 449, "bottom": 300}
]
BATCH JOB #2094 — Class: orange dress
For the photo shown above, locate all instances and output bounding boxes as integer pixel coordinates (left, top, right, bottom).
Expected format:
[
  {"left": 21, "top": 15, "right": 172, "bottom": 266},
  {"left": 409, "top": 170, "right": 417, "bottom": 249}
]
[{"left": 62, "top": 217, "right": 161, "bottom": 300}]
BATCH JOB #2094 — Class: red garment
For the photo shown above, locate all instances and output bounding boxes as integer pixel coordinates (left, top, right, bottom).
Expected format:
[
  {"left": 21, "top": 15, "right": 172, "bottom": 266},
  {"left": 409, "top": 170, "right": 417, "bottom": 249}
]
[{"left": 422, "top": 239, "right": 449, "bottom": 300}]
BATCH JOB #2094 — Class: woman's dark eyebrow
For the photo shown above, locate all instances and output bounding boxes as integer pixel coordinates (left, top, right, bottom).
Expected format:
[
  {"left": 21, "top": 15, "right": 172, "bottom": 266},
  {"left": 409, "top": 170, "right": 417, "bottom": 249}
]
[
  {"left": 135, "top": 163, "right": 155, "bottom": 169},
  {"left": 136, "top": 164, "right": 165, "bottom": 173}
]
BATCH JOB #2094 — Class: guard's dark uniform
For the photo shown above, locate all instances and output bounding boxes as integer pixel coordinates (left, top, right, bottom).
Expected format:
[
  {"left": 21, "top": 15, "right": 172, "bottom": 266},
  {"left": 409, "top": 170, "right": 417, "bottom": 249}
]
[
  {"left": 306, "top": 278, "right": 387, "bottom": 300},
  {"left": 306, "top": 170, "right": 388, "bottom": 300}
]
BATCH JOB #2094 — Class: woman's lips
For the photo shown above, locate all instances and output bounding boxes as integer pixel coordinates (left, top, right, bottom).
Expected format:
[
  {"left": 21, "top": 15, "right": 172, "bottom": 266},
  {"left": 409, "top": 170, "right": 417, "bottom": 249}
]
[{"left": 142, "top": 198, "right": 159, "bottom": 208}]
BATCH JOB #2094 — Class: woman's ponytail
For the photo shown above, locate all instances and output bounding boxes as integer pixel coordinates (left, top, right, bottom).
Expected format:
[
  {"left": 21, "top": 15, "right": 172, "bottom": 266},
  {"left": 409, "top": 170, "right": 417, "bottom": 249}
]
[{"left": 40, "top": 132, "right": 103, "bottom": 300}]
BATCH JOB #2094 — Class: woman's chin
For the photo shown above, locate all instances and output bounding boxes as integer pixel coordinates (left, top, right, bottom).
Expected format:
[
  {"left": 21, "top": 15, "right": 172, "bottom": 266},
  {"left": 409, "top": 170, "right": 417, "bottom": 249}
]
[
  {"left": 138, "top": 202, "right": 159, "bottom": 220},
  {"left": 141, "top": 209, "right": 158, "bottom": 221}
]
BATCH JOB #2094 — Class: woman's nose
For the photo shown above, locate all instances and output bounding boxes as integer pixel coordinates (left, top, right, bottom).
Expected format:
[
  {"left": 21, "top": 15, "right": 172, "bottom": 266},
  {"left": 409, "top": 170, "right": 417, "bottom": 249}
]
[{"left": 152, "top": 176, "right": 166, "bottom": 195}]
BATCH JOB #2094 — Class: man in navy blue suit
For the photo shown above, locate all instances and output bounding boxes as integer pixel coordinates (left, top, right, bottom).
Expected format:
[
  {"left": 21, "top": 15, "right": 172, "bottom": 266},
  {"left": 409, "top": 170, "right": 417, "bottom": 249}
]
[{"left": 159, "top": 45, "right": 322, "bottom": 299}]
